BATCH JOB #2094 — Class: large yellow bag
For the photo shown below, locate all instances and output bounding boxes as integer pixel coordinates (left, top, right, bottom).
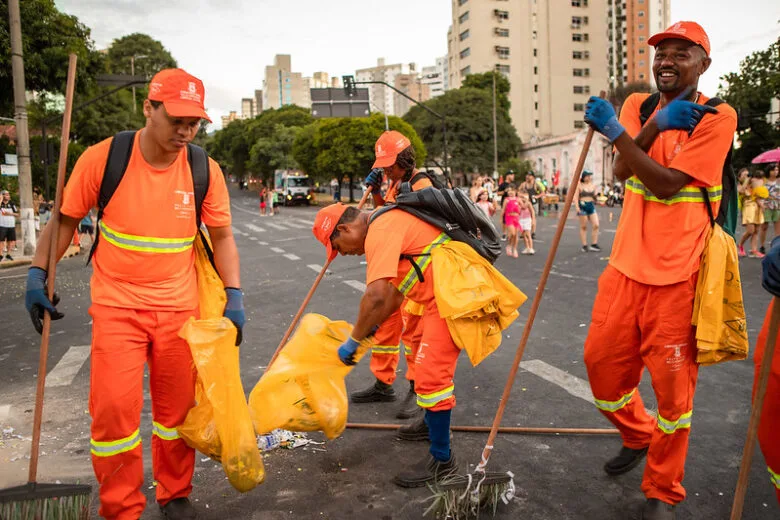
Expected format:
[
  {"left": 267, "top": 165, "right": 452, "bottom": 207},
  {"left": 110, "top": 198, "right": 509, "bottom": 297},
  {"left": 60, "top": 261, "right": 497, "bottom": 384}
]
[
  {"left": 177, "top": 234, "right": 264, "bottom": 492},
  {"left": 249, "top": 313, "right": 370, "bottom": 439}
]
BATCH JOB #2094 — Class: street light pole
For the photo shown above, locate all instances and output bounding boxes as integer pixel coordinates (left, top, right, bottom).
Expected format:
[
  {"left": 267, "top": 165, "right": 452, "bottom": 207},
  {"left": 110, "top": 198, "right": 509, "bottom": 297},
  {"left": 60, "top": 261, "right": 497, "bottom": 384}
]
[
  {"left": 130, "top": 55, "right": 148, "bottom": 113},
  {"left": 492, "top": 70, "right": 499, "bottom": 180}
]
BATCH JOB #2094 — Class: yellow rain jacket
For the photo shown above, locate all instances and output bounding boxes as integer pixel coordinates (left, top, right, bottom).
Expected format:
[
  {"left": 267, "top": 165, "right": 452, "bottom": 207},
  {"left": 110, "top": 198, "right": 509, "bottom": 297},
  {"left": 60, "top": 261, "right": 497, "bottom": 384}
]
[
  {"left": 431, "top": 241, "right": 527, "bottom": 366},
  {"left": 692, "top": 225, "right": 749, "bottom": 365}
]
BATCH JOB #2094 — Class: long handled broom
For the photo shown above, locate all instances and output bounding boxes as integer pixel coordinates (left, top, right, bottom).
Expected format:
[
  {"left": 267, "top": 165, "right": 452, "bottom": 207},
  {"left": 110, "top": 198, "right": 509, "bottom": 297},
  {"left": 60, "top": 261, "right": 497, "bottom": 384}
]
[
  {"left": 0, "top": 54, "right": 92, "bottom": 520},
  {"left": 730, "top": 297, "right": 780, "bottom": 519},
  {"left": 428, "top": 94, "right": 605, "bottom": 519},
  {"left": 265, "top": 186, "right": 373, "bottom": 369}
]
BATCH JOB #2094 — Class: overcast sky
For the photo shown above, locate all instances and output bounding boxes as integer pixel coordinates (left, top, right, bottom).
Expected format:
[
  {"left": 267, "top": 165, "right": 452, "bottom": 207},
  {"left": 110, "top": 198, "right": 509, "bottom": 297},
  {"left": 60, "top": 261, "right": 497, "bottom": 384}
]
[{"left": 57, "top": 0, "right": 779, "bottom": 130}]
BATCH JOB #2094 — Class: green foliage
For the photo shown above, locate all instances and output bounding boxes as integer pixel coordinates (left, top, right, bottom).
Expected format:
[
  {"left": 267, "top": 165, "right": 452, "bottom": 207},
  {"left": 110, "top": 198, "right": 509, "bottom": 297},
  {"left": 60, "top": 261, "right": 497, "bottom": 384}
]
[
  {"left": 404, "top": 87, "right": 520, "bottom": 174},
  {"left": 718, "top": 39, "right": 780, "bottom": 168},
  {"left": 106, "top": 33, "right": 177, "bottom": 78},
  {"left": 462, "top": 71, "right": 511, "bottom": 112},
  {"left": 499, "top": 157, "right": 534, "bottom": 176},
  {"left": 608, "top": 81, "right": 652, "bottom": 113}
]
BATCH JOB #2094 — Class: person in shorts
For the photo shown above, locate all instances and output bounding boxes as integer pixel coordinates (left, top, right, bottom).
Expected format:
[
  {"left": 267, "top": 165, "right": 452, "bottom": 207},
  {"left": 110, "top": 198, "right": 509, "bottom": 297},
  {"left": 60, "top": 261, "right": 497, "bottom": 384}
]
[
  {"left": 79, "top": 208, "right": 96, "bottom": 247},
  {"left": 739, "top": 170, "right": 767, "bottom": 258},
  {"left": 759, "top": 163, "right": 779, "bottom": 254},
  {"left": 0, "top": 190, "right": 18, "bottom": 261},
  {"left": 574, "top": 171, "right": 601, "bottom": 252}
]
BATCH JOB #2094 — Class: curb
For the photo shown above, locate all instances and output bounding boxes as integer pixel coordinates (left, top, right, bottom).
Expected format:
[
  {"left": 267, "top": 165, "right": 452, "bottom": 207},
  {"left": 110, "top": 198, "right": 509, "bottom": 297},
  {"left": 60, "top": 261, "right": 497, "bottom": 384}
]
[{"left": 0, "top": 245, "right": 81, "bottom": 270}]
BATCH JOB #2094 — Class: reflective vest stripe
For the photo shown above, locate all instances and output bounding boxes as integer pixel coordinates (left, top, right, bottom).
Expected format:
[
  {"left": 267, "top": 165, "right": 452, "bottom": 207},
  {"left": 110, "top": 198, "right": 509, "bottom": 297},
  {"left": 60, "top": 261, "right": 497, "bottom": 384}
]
[
  {"left": 398, "top": 234, "right": 451, "bottom": 296},
  {"left": 152, "top": 421, "right": 181, "bottom": 441},
  {"left": 90, "top": 429, "right": 142, "bottom": 457},
  {"left": 594, "top": 389, "right": 636, "bottom": 413},
  {"left": 656, "top": 411, "right": 693, "bottom": 434},
  {"left": 625, "top": 177, "right": 722, "bottom": 205},
  {"left": 417, "top": 385, "right": 455, "bottom": 408},
  {"left": 372, "top": 345, "right": 400, "bottom": 355},
  {"left": 404, "top": 344, "right": 412, "bottom": 356},
  {"left": 99, "top": 221, "right": 195, "bottom": 254},
  {"left": 768, "top": 466, "right": 780, "bottom": 489}
]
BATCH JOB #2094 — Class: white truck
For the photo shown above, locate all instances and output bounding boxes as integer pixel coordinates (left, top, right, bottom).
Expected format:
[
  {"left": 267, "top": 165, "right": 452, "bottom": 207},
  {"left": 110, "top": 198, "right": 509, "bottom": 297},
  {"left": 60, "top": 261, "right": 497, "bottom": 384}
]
[{"left": 274, "top": 170, "right": 314, "bottom": 206}]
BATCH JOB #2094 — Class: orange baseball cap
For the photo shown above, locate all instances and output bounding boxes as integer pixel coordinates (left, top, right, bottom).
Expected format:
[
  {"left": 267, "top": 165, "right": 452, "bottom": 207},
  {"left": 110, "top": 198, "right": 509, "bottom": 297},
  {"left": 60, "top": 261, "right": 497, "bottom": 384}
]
[
  {"left": 648, "top": 21, "right": 711, "bottom": 56},
  {"left": 148, "top": 68, "right": 212, "bottom": 122},
  {"left": 372, "top": 130, "right": 411, "bottom": 168},
  {"left": 313, "top": 203, "right": 349, "bottom": 261}
]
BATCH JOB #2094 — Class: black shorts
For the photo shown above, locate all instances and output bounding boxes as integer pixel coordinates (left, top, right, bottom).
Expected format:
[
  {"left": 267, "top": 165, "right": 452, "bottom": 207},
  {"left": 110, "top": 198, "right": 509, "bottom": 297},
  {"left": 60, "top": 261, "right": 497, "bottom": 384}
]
[
  {"left": 79, "top": 224, "right": 94, "bottom": 235},
  {"left": 0, "top": 226, "right": 16, "bottom": 242}
]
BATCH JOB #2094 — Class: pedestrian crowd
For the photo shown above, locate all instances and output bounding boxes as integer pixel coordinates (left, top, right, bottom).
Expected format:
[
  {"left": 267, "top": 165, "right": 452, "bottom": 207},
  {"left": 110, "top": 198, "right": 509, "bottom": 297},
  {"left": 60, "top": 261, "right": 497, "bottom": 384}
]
[{"left": 737, "top": 163, "right": 780, "bottom": 258}]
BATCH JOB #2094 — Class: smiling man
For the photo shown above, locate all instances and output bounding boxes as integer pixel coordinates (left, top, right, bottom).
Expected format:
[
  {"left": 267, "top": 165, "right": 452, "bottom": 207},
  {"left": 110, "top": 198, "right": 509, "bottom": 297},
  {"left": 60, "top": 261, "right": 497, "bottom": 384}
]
[
  {"left": 582, "top": 22, "right": 737, "bottom": 520},
  {"left": 25, "top": 69, "right": 242, "bottom": 520}
]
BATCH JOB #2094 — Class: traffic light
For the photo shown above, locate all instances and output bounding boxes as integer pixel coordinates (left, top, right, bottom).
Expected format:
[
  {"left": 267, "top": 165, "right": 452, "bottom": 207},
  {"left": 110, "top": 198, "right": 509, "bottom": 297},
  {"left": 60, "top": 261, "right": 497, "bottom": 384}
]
[{"left": 342, "top": 75, "right": 357, "bottom": 97}]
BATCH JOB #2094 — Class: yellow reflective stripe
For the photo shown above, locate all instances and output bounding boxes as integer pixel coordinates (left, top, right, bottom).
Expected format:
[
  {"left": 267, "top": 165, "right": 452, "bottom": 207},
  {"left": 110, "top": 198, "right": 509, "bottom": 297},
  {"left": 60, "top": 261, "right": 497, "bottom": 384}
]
[
  {"left": 656, "top": 411, "right": 693, "bottom": 434},
  {"left": 152, "top": 421, "right": 180, "bottom": 441},
  {"left": 625, "top": 177, "right": 722, "bottom": 205},
  {"left": 403, "top": 344, "right": 412, "bottom": 356},
  {"left": 99, "top": 221, "right": 195, "bottom": 254},
  {"left": 594, "top": 389, "right": 636, "bottom": 413},
  {"left": 90, "top": 429, "right": 142, "bottom": 457},
  {"left": 372, "top": 344, "right": 400, "bottom": 355},
  {"left": 769, "top": 466, "right": 780, "bottom": 490},
  {"left": 417, "top": 385, "right": 455, "bottom": 408},
  {"left": 398, "top": 233, "right": 451, "bottom": 295}
]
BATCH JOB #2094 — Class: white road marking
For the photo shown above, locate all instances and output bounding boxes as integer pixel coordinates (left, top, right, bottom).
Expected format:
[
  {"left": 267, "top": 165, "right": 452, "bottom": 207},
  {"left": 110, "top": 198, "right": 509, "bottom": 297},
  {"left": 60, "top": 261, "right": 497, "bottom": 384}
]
[
  {"left": 248, "top": 236, "right": 258, "bottom": 241},
  {"left": 307, "top": 264, "right": 322, "bottom": 273},
  {"left": 0, "top": 404, "right": 10, "bottom": 421},
  {"left": 270, "top": 247, "right": 286, "bottom": 254},
  {"left": 343, "top": 280, "right": 366, "bottom": 292},
  {"left": 281, "top": 220, "right": 307, "bottom": 229},
  {"left": 283, "top": 254, "right": 301, "bottom": 261},
  {"left": 231, "top": 226, "right": 248, "bottom": 236},
  {"left": 295, "top": 218, "right": 315, "bottom": 226},
  {"left": 520, "top": 359, "right": 594, "bottom": 403},
  {"left": 264, "top": 222, "right": 288, "bottom": 231},
  {"left": 244, "top": 223, "right": 266, "bottom": 233},
  {"left": 0, "top": 353, "right": 9, "bottom": 363},
  {"left": 46, "top": 346, "right": 90, "bottom": 388},
  {"left": 275, "top": 236, "right": 309, "bottom": 243},
  {"left": 0, "top": 273, "right": 28, "bottom": 280},
  {"left": 231, "top": 203, "right": 260, "bottom": 216},
  {"left": 258, "top": 241, "right": 269, "bottom": 246}
]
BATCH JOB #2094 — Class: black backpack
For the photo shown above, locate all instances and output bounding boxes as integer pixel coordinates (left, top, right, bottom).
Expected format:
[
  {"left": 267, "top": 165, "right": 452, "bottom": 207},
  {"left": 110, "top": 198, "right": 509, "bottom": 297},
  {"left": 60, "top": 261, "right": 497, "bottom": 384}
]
[
  {"left": 638, "top": 92, "right": 738, "bottom": 236},
  {"left": 87, "top": 130, "right": 213, "bottom": 265},
  {"left": 407, "top": 170, "right": 447, "bottom": 190},
  {"left": 369, "top": 183, "right": 502, "bottom": 270}
]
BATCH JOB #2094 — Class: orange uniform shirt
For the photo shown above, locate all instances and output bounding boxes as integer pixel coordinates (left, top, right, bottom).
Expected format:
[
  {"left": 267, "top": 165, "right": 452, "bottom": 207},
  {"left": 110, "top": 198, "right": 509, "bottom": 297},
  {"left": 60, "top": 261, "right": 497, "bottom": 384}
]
[
  {"left": 610, "top": 92, "right": 737, "bottom": 286},
  {"left": 383, "top": 174, "right": 433, "bottom": 204},
  {"left": 365, "top": 211, "right": 448, "bottom": 305},
  {"left": 61, "top": 132, "right": 231, "bottom": 310}
]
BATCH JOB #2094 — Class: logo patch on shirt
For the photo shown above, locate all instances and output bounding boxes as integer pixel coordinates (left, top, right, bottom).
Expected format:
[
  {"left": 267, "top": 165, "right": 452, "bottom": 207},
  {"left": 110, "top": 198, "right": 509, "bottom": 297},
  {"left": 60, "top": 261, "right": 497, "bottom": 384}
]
[{"left": 174, "top": 190, "right": 195, "bottom": 219}]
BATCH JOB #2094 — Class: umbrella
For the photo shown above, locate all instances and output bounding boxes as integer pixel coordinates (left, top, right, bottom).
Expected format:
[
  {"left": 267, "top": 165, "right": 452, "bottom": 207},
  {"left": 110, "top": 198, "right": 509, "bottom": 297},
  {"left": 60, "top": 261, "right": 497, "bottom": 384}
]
[{"left": 751, "top": 148, "right": 780, "bottom": 164}]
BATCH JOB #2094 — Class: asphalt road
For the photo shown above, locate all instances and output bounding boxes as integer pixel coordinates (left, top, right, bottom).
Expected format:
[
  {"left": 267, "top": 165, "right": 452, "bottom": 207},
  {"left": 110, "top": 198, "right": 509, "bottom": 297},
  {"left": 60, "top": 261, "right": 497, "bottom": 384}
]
[{"left": 0, "top": 186, "right": 776, "bottom": 520}]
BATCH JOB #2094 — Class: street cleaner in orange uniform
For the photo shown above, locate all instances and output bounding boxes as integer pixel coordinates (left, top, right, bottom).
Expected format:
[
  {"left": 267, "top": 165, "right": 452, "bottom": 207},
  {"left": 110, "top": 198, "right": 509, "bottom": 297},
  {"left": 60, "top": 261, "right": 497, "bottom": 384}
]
[
  {"left": 757, "top": 238, "right": 780, "bottom": 507},
  {"left": 351, "top": 130, "right": 435, "bottom": 428},
  {"left": 582, "top": 22, "right": 736, "bottom": 520},
  {"left": 24, "top": 69, "right": 243, "bottom": 520},
  {"left": 312, "top": 202, "right": 459, "bottom": 487}
]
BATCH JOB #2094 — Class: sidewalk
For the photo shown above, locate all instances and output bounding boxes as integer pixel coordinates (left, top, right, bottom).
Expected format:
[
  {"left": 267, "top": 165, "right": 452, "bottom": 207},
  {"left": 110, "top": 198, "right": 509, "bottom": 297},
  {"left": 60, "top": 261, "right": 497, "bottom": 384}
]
[{"left": 0, "top": 245, "right": 81, "bottom": 269}]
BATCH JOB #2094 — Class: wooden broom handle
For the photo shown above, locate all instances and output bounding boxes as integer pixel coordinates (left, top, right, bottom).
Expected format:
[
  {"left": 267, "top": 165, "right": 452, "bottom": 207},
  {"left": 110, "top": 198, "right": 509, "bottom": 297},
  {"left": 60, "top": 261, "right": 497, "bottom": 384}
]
[
  {"left": 29, "top": 54, "right": 78, "bottom": 484},
  {"left": 267, "top": 186, "right": 373, "bottom": 370},
  {"left": 730, "top": 297, "right": 780, "bottom": 519},
  {"left": 475, "top": 92, "right": 605, "bottom": 473},
  {"left": 346, "top": 422, "right": 618, "bottom": 435}
]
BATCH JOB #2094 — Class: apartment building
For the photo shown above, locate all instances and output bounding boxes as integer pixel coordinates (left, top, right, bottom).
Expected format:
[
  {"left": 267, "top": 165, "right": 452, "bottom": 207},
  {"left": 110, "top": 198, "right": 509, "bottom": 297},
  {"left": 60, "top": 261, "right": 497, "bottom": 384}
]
[
  {"left": 254, "top": 89, "right": 263, "bottom": 114},
  {"left": 447, "top": 0, "right": 609, "bottom": 142},
  {"left": 262, "top": 54, "right": 311, "bottom": 110},
  {"left": 355, "top": 58, "right": 413, "bottom": 116},
  {"left": 221, "top": 110, "right": 238, "bottom": 128},
  {"left": 240, "top": 98, "right": 255, "bottom": 119},
  {"left": 393, "top": 73, "right": 431, "bottom": 116},
  {"left": 421, "top": 56, "right": 449, "bottom": 98},
  {"left": 608, "top": 0, "right": 671, "bottom": 87}
]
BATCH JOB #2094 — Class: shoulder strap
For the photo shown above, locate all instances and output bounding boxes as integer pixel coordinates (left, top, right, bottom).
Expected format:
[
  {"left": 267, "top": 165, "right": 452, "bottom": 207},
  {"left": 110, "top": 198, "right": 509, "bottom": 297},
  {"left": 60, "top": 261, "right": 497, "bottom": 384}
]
[
  {"left": 704, "top": 97, "right": 724, "bottom": 108},
  {"left": 87, "top": 131, "right": 137, "bottom": 265},
  {"left": 639, "top": 92, "right": 661, "bottom": 127},
  {"left": 187, "top": 143, "right": 210, "bottom": 230}
]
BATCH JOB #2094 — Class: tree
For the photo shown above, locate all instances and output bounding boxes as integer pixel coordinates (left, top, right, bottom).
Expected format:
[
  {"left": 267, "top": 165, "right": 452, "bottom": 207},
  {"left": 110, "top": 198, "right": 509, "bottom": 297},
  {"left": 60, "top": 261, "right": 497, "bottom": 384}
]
[
  {"left": 462, "top": 71, "right": 511, "bottom": 112},
  {"left": 499, "top": 157, "right": 534, "bottom": 177},
  {"left": 719, "top": 39, "right": 780, "bottom": 168},
  {"left": 248, "top": 124, "right": 300, "bottom": 179},
  {"left": 404, "top": 88, "right": 520, "bottom": 175},
  {"left": 608, "top": 81, "right": 653, "bottom": 114},
  {"left": 107, "top": 33, "right": 177, "bottom": 78}
]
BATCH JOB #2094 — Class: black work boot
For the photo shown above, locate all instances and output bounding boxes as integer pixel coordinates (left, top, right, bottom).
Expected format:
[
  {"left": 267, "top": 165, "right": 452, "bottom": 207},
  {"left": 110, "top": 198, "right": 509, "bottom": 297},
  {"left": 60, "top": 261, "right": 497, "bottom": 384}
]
[
  {"left": 350, "top": 379, "right": 396, "bottom": 403},
  {"left": 396, "top": 380, "right": 421, "bottom": 420},
  {"left": 604, "top": 445, "right": 649, "bottom": 476},
  {"left": 160, "top": 497, "right": 197, "bottom": 519},
  {"left": 393, "top": 453, "right": 458, "bottom": 488},
  {"left": 641, "top": 498, "right": 676, "bottom": 520},
  {"left": 397, "top": 414, "right": 429, "bottom": 441}
]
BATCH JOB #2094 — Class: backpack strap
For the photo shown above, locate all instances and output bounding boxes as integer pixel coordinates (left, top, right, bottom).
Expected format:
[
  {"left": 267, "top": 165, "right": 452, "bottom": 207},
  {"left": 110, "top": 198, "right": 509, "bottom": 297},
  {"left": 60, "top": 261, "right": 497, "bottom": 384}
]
[
  {"left": 638, "top": 92, "right": 661, "bottom": 127},
  {"left": 188, "top": 143, "right": 210, "bottom": 230},
  {"left": 87, "top": 131, "right": 137, "bottom": 265},
  {"left": 699, "top": 97, "right": 726, "bottom": 228}
]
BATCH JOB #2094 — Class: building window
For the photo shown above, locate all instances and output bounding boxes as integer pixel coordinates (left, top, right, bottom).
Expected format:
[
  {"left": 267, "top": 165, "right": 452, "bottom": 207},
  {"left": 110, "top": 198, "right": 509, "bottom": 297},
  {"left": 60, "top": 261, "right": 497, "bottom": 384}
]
[
  {"left": 638, "top": 36, "right": 645, "bottom": 42},
  {"left": 639, "top": 48, "right": 646, "bottom": 54},
  {"left": 584, "top": 68, "right": 590, "bottom": 77},
  {"left": 533, "top": 48, "right": 537, "bottom": 57},
  {"left": 494, "top": 9, "right": 509, "bottom": 21},
  {"left": 534, "top": 102, "right": 538, "bottom": 110},
  {"left": 571, "top": 0, "right": 588, "bottom": 6},
  {"left": 639, "top": 73, "right": 645, "bottom": 79},
  {"left": 495, "top": 46, "right": 510, "bottom": 59},
  {"left": 572, "top": 33, "right": 583, "bottom": 42},
  {"left": 574, "top": 103, "right": 585, "bottom": 111},
  {"left": 584, "top": 50, "right": 590, "bottom": 59},
  {"left": 460, "top": 47, "right": 471, "bottom": 59},
  {"left": 496, "top": 64, "right": 510, "bottom": 74},
  {"left": 639, "top": 60, "right": 645, "bottom": 66},
  {"left": 638, "top": 23, "right": 644, "bottom": 29},
  {"left": 535, "top": 120, "right": 540, "bottom": 128},
  {"left": 532, "top": 30, "right": 537, "bottom": 39},
  {"left": 534, "top": 84, "right": 538, "bottom": 93},
  {"left": 583, "top": 33, "right": 589, "bottom": 41},
  {"left": 573, "top": 68, "right": 583, "bottom": 77},
  {"left": 573, "top": 51, "right": 583, "bottom": 59},
  {"left": 495, "top": 27, "right": 510, "bottom": 37},
  {"left": 638, "top": 10, "right": 645, "bottom": 16},
  {"left": 574, "top": 121, "right": 585, "bottom": 129},
  {"left": 458, "top": 0, "right": 468, "bottom": 5},
  {"left": 459, "top": 11, "right": 469, "bottom": 24},
  {"left": 572, "top": 16, "right": 582, "bottom": 29},
  {"left": 461, "top": 66, "right": 471, "bottom": 76},
  {"left": 460, "top": 29, "right": 470, "bottom": 41},
  {"left": 573, "top": 85, "right": 584, "bottom": 93}
]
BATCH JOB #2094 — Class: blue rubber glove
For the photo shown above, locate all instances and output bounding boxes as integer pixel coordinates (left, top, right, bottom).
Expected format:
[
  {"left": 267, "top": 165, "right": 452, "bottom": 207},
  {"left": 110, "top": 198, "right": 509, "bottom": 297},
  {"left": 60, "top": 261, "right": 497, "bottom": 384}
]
[
  {"left": 584, "top": 97, "right": 625, "bottom": 143},
  {"left": 25, "top": 267, "right": 64, "bottom": 334},
  {"left": 337, "top": 336, "right": 360, "bottom": 366},
  {"left": 654, "top": 100, "right": 718, "bottom": 132},
  {"left": 224, "top": 287, "right": 245, "bottom": 346},
  {"left": 364, "top": 168, "right": 384, "bottom": 191},
  {"left": 762, "top": 237, "right": 780, "bottom": 298}
]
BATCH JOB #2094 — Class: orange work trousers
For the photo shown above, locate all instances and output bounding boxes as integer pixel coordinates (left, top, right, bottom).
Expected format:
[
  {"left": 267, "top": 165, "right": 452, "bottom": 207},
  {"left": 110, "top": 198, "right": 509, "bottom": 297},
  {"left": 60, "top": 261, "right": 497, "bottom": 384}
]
[
  {"left": 753, "top": 299, "right": 780, "bottom": 506},
  {"left": 584, "top": 265, "right": 699, "bottom": 504},
  {"left": 414, "top": 300, "right": 460, "bottom": 411},
  {"left": 370, "top": 302, "right": 424, "bottom": 384},
  {"left": 89, "top": 303, "right": 197, "bottom": 520}
]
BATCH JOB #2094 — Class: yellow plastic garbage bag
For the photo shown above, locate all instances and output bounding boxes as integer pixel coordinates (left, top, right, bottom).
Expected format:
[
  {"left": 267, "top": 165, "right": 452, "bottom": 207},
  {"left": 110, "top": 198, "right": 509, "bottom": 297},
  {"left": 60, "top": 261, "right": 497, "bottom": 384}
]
[
  {"left": 177, "top": 233, "right": 264, "bottom": 492},
  {"left": 431, "top": 241, "right": 528, "bottom": 366},
  {"left": 249, "top": 313, "right": 371, "bottom": 440},
  {"left": 692, "top": 224, "right": 749, "bottom": 365}
]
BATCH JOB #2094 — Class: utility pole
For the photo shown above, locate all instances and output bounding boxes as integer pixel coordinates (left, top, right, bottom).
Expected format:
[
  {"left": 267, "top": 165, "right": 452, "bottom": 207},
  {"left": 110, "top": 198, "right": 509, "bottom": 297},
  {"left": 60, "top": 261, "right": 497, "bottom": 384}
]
[
  {"left": 492, "top": 70, "right": 499, "bottom": 180},
  {"left": 8, "top": 0, "right": 36, "bottom": 255},
  {"left": 130, "top": 55, "right": 148, "bottom": 113}
]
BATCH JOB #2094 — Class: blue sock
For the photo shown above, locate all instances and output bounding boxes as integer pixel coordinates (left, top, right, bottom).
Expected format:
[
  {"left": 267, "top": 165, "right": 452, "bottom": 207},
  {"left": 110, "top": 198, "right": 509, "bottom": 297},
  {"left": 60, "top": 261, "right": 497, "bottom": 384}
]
[{"left": 425, "top": 409, "right": 452, "bottom": 462}]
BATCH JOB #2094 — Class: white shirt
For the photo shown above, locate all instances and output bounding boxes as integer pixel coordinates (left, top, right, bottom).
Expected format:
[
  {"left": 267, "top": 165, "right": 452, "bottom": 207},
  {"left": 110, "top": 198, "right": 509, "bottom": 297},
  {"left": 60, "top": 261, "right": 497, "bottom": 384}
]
[{"left": 0, "top": 201, "right": 17, "bottom": 228}]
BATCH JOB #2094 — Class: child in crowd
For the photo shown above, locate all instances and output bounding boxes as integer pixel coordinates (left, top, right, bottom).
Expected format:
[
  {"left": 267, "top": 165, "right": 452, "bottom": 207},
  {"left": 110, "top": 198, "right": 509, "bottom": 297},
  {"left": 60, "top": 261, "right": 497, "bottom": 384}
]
[
  {"left": 503, "top": 187, "right": 521, "bottom": 258},
  {"left": 739, "top": 170, "right": 768, "bottom": 258},
  {"left": 518, "top": 192, "right": 536, "bottom": 255},
  {"left": 475, "top": 189, "right": 496, "bottom": 219}
]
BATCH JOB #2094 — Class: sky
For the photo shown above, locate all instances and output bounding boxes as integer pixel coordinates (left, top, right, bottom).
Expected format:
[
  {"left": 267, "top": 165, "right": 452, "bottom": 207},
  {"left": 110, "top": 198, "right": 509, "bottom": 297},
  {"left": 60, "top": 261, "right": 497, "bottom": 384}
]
[{"left": 57, "top": 0, "right": 779, "bottom": 131}]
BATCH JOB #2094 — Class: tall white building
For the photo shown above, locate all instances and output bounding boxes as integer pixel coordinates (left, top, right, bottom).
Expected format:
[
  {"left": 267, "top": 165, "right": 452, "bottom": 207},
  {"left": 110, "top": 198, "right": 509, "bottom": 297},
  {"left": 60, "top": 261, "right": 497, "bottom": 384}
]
[
  {"left": 263, "top": 55, "right": 311, "bottom": 110},
  {"left": 355, "top": 58, "right": 413, "bottom": 116},
  {"left": 421, "top": 56, "right": 448, "bottom": 98}
]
